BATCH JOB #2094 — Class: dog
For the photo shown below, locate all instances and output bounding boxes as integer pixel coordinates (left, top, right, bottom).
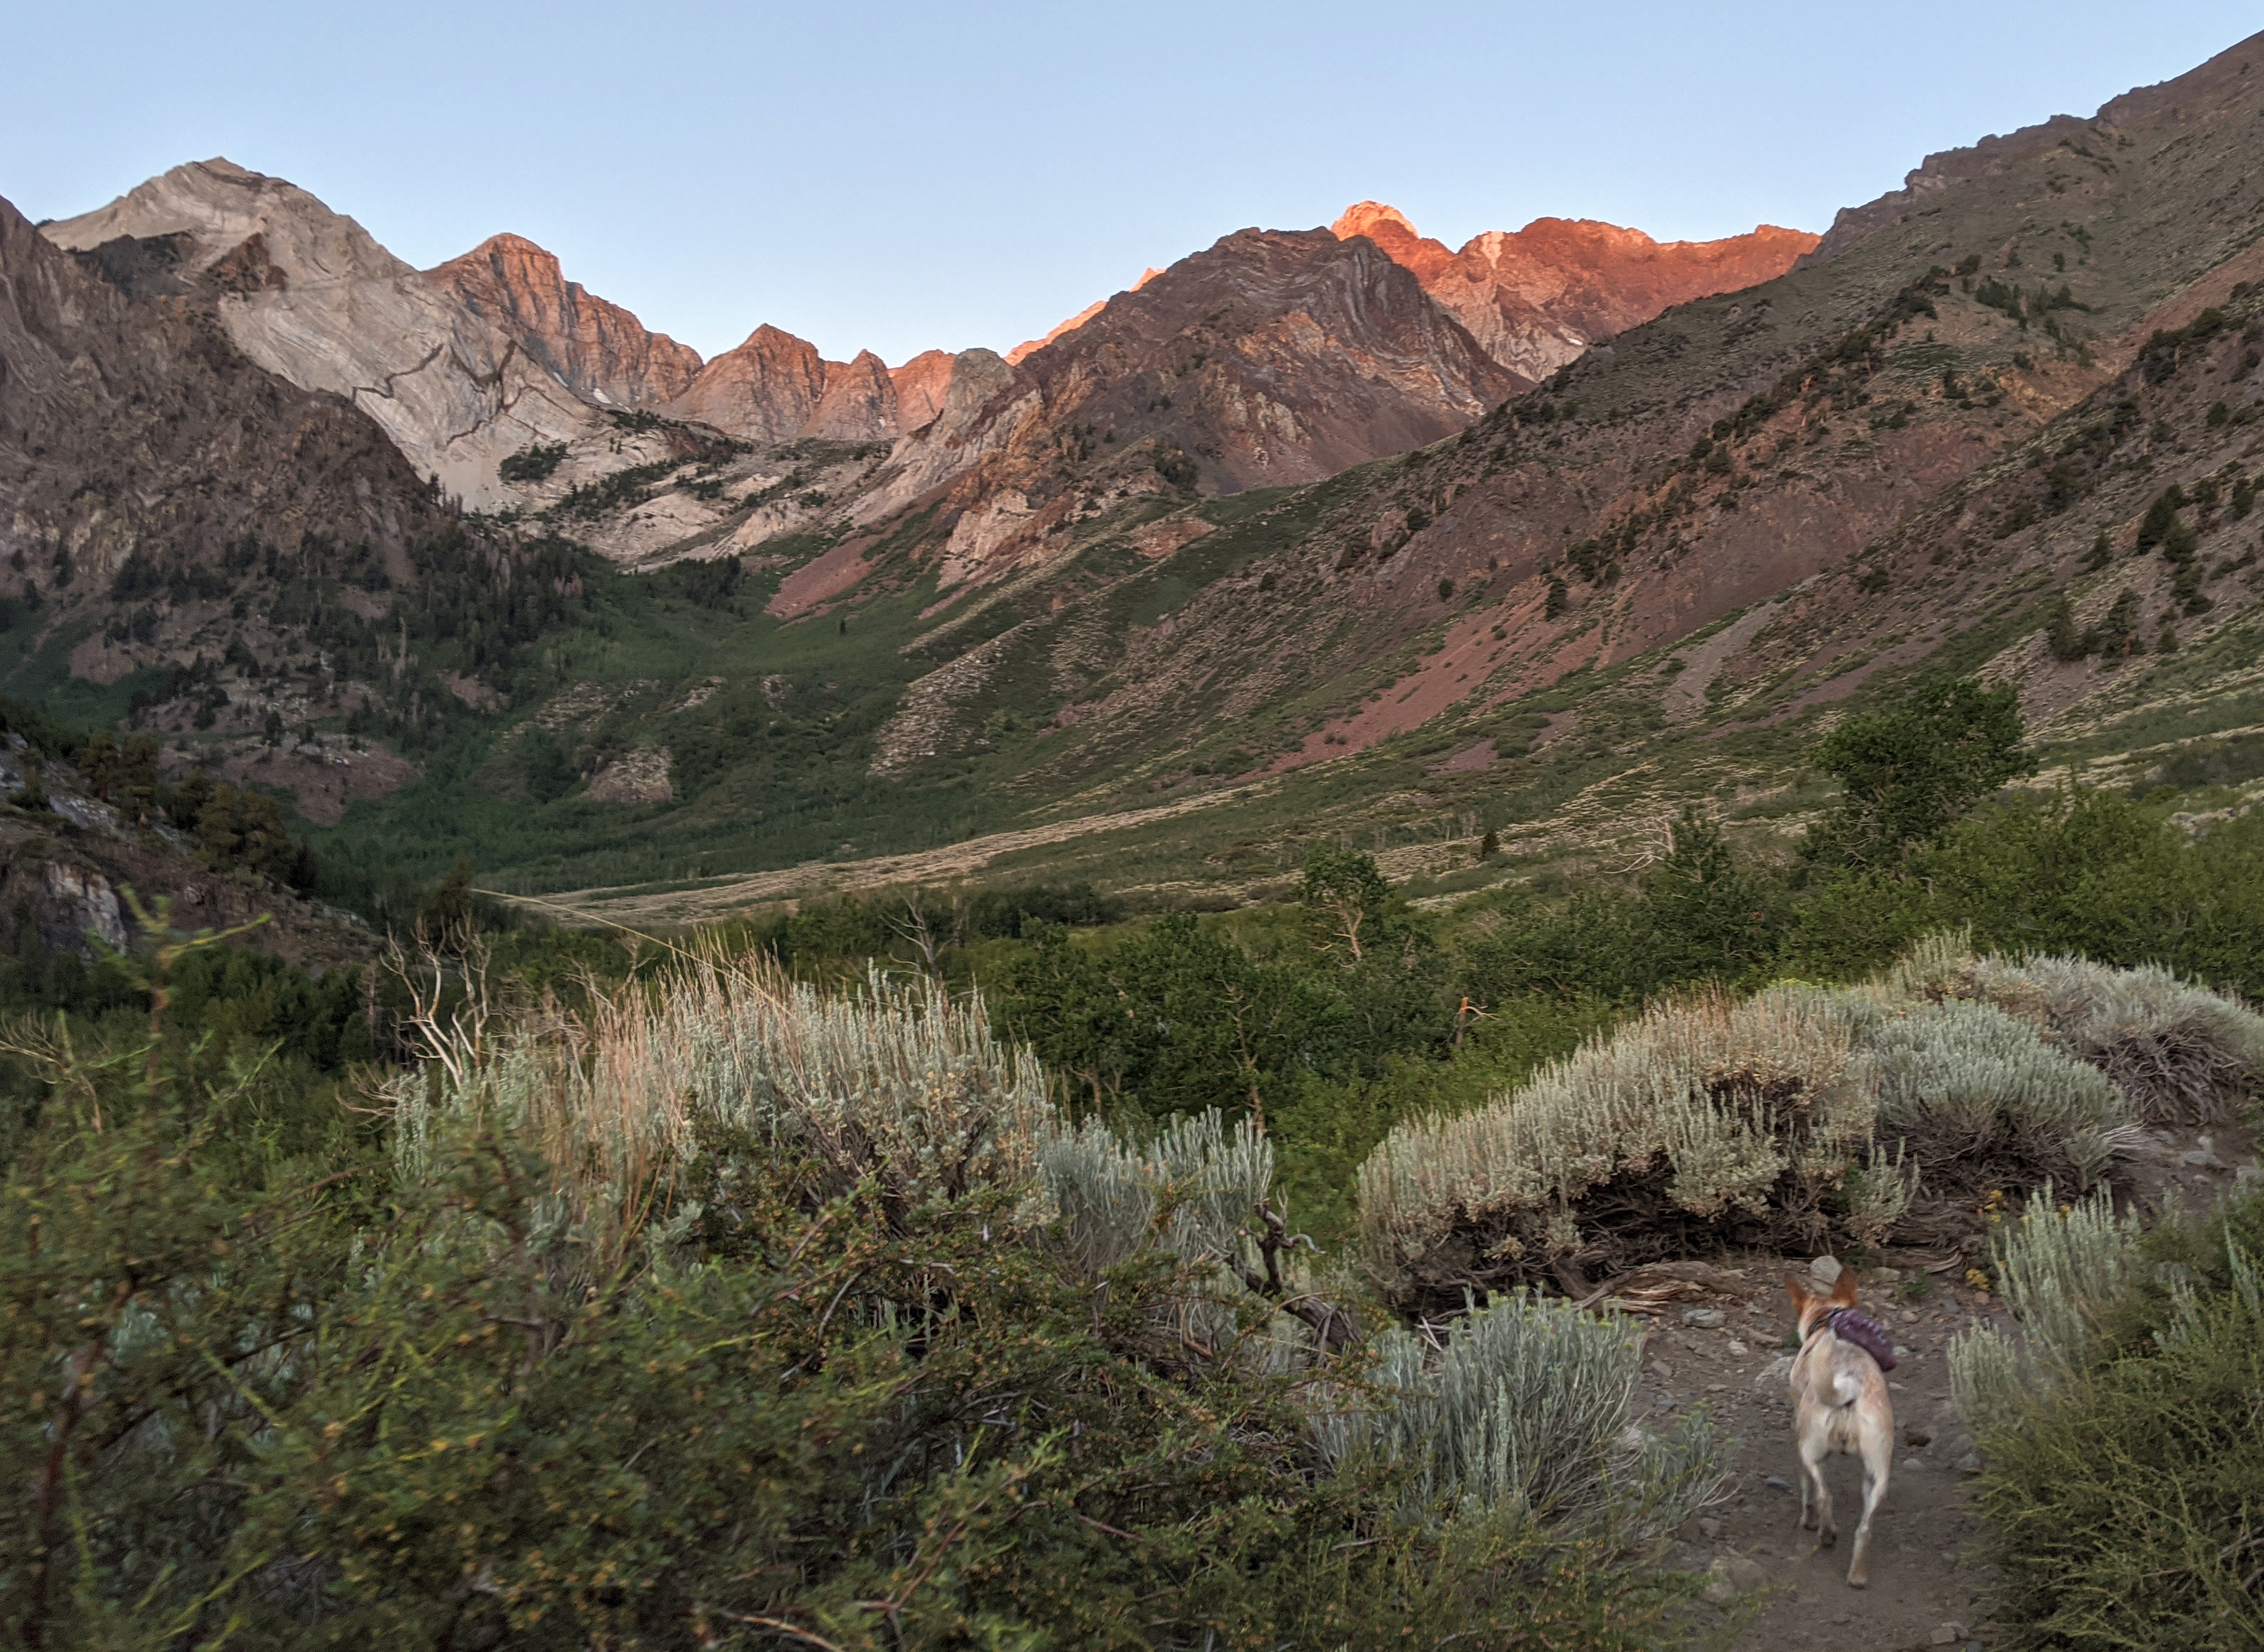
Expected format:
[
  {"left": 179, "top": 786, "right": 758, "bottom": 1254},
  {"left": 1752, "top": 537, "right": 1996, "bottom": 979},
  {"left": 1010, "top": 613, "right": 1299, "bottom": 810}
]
[{"left": 1784, "top": 1267, "right": 1895, "bottom": 1587}]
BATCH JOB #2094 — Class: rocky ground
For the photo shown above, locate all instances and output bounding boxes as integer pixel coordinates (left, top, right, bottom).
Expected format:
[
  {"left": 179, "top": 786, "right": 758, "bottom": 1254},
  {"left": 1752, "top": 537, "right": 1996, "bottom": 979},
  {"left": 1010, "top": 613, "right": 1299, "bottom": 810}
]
[{"left": 1637, "top": 1119, "right": 2258, "bottom": 1651}]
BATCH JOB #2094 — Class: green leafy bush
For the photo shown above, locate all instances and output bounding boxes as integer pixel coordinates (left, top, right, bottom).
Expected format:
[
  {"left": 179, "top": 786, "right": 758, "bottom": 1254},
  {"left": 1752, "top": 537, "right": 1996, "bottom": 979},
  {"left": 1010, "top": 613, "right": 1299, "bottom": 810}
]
[{"left": 1803, "top": 674, "right": 2034, "bottom": 869}]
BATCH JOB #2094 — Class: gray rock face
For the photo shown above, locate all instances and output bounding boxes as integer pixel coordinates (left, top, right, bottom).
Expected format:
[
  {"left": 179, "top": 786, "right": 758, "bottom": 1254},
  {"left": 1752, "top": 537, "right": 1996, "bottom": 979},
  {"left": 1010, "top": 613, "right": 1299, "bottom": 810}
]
[
  {"left": 43, "top": 159, "right": 606, "bottom": 506},
  {"left": 40, "top": 860, "right": 127, "bottom": 956}
]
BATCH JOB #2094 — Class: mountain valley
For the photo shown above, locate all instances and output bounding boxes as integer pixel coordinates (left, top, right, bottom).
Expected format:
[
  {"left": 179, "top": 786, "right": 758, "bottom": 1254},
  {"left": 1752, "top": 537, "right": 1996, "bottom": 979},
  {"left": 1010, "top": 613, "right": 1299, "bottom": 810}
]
[{"left": 6, "top": 35, "right": 2264, "bottom": 922}]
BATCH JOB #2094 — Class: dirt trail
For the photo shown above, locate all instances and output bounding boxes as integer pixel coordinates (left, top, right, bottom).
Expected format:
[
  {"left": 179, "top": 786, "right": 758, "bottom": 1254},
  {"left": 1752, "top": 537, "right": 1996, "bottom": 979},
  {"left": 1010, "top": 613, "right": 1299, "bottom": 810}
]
[
  {"left": 1654, "top": 1120, "right": 2257, "bottom": 1651},
  {"left": 1641, "top": 1254, "right": 1997, "bottom": 1651}
]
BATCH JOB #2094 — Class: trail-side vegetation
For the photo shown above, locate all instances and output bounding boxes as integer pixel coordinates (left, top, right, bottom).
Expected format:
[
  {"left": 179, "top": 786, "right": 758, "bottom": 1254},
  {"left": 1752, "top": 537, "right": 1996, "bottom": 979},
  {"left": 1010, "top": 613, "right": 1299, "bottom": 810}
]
[
  {"left": 4, "top": 674, "right": 2263, "bottom": 1646},
  {"left": 1, "top": 933, "right": 1724, "bottom": 1650},
  {"left": 1948, "top": 1182, "right": 2264, "bottom": 1648}
]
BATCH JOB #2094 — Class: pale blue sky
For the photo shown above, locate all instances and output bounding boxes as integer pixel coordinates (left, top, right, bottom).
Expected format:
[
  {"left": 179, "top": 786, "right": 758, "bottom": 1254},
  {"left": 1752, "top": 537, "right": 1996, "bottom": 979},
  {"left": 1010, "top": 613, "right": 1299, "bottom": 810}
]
[{"left": 6, "top": 3, "right": 2258, "bottom": 365}]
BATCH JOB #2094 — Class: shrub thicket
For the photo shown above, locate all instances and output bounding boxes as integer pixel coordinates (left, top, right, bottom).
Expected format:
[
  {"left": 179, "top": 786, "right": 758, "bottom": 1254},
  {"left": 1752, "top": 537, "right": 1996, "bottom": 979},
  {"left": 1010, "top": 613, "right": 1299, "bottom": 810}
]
[
  {"left": 1, "top": 942, "right": 1717, "bottom": 1649},
  {"left": 1857, "top": 997, "right": 2130, "bottom": 1191},
  {"left": 1958, "top": 953, "right": 2264, "bottom": 1125},
  {"left": 1355, "top": 935, "right": 2241, "bottom": 1311}
]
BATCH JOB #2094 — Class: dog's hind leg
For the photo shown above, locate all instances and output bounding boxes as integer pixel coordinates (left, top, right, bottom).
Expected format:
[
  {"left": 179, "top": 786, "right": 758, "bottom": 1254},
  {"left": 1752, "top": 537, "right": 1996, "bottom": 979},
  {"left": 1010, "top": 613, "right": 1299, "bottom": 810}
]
[
  {"left": 1799, "top": 1434, "right": 1835, "bottom": 1547},
  {"left": 1845, "top": 1414, "right": 1892, "bottom": 1587}
]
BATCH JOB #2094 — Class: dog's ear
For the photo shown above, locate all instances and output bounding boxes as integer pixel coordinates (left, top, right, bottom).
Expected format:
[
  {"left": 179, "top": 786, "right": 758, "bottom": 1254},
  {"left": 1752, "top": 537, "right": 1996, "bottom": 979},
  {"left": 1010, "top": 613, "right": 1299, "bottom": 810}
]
[
  {"left": 1785, "top": 1273, "right": 1810, "bottom": 1312},
  {"left": 1830, "top": 1267, "right": 1859, "bottom": 1307}
]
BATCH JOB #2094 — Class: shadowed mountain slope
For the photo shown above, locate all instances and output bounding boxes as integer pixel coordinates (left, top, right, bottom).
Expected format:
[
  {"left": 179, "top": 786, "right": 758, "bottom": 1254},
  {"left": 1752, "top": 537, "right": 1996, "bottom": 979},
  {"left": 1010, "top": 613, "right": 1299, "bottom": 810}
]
[{"left": 0, "top": 191, "right": 448, "bottom": 621}]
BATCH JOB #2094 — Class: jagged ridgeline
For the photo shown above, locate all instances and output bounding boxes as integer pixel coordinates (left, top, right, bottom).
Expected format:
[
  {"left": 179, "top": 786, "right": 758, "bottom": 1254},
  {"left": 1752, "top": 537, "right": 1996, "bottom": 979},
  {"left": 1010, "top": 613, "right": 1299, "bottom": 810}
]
[{"left": 3, "top": 948, "right": 1726, "bottom": 1647}]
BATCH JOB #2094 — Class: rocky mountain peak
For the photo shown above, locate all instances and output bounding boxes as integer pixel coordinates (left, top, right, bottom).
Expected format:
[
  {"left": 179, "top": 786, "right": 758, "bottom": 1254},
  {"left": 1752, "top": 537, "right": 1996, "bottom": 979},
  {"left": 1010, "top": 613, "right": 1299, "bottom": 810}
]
[
  {"left": 890, "top": 350, "right": 956, "bottom": 430},
  {"left": 41, "top": 160, "right": 603, "bottom": 504},
  {"left": 1330, "top": 202, "right": 1456, "bottom": 281},
  {"left": 1332, "top": 203, "right": 1818, "bottom": 385},
  {"left": 44, "top": 156, "right": 413, "bottom": 287},
  {"left": 426, "top": 232, "right": 703, "bottom": 407},
  {"left": 1005, "top": 268, "right": 1164, "bottom": 363},
  {"left": 0, "top": 189, "right": 447, "bottom": 611}
]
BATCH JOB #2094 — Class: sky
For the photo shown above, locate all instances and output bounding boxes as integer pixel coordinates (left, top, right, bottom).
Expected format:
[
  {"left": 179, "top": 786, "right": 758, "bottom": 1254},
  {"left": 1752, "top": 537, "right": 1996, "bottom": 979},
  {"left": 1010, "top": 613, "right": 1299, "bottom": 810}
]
[{"left": 6, "top": 2, "right": 2260, "bottom": 366}]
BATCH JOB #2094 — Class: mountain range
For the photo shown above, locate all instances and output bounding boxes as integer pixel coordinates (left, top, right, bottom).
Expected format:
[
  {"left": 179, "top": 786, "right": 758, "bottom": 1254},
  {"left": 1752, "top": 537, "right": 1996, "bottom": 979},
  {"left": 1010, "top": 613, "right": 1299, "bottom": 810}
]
[{"left": 6, "top": 29, "right": 2264, "bottom": 923}]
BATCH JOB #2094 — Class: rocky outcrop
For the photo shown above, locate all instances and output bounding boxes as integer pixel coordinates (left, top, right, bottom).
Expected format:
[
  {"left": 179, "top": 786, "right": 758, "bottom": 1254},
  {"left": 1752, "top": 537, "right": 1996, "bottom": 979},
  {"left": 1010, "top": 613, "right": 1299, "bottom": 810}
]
[
  {"left": 844, "top": 349, "right": 1035, "bottom": 525},
  {"left": 1333, "top": 203, "right": 1817, "bottom": 386},
  {"left": 0, "top": 191, "right": 447, "bottom": 594},
  {"left": 890, "top": 350, "right": 956, "bottom": 430},
  {"left": 425, "top": 232, "right": 702, "bottom": 407},
  {"left": 669, "top": 323, "right": 828, "bottom": 441},
  {"left": 41, "top": 159, "right": 607, "bottom": 505},
  {"left": 808, "top": 350, "right": 899, "bottom": 439},
  {"left": 670, "top": 329, "right": 926, "bottom": 444}
]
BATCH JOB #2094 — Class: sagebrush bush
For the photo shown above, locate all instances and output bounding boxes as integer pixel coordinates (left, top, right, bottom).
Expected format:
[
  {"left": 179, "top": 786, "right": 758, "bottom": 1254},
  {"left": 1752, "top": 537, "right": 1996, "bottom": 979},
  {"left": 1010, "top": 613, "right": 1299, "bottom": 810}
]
[
  {"left": 6, "top": 948, "right": 1708, "bottom": 1648},
  {"left": 1859, "top": 998, "right": 2131, "bottom": 1190},
  {"left": 1963, "top": 952, "right": 2264, "bottom": 1125},
  {"left": 1949, "top": 1186, "right": 2145, "bottom": 1431},
  {"left": 1317, "top": 1292, "right": 1726, "bottom": 1535},
  {"left": 390, "top": 953, "right": 1054, "bottom": 1243},
  {"left": 1357, "top": 987, "right": 1911, "bottom": 1313},
  {"left": 1881, "top": 932, "right": 2264, "bottom": 1124},
  {"left": 1959, "top": 1189, "right": 2264, "bottom": 1649}
]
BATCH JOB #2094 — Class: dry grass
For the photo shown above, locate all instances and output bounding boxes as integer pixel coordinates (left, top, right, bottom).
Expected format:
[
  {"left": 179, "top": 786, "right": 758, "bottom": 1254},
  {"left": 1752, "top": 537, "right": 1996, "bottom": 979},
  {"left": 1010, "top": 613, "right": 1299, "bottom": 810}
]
[{"left": 389, "top": 947, "right": 1052, "bottom": 1248}]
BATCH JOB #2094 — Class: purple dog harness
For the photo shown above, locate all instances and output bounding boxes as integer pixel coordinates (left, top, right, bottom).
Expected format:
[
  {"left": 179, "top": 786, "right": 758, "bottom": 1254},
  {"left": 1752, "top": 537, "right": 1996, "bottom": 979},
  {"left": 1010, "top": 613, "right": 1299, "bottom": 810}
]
[{"left": 1808, "top": 1306, "right": 1897, "bottom": 1371}]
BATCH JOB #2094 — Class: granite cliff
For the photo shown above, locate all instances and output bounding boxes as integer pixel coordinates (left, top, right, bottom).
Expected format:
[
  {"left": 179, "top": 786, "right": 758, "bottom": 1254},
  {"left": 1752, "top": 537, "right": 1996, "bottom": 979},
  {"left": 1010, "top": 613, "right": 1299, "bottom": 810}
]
[
  {"left": 43, "top": 161, "right": 608, "bottom": 506},
  {"left": 0, "top": 191, "right": 447, "bottom": 606}
]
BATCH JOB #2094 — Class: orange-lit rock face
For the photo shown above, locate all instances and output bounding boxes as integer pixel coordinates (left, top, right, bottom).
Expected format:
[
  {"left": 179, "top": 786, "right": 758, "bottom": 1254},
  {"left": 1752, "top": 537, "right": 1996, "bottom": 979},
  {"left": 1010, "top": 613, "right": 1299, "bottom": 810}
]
[
  {"left": 968, "top": 228, "right": 1517, "bottom": 500},
  {"left": 1329, "top": 203, "right": 1456, "bottom": 283},
  {"left": 1333, "top": 203, "right": 1817, "bottom": 385},
  {"left": 1005, "top": 268, "right": 1163, "bottom": 363},
  {"left": 890, "top": 349, "right": 956, "bottom": 430},
  {"left": 427, "top": 233, "right": 703, "bottom": 407},
  {"left": 670, "top": 328, "right": 929, "bottom": 444},
  {"left": 668, "top": 323, "right": 828, "bottom": 441},
  {"left": 432, "top": 232, "right": 956, "bottom": 446}
]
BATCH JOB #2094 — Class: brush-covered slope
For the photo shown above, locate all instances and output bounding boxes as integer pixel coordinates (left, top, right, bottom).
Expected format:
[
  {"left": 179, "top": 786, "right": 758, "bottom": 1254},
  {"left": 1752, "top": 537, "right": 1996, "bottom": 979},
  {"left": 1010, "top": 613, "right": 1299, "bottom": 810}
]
[{"left": 837, "top": 28, "right": 2264, "bottom": 806}]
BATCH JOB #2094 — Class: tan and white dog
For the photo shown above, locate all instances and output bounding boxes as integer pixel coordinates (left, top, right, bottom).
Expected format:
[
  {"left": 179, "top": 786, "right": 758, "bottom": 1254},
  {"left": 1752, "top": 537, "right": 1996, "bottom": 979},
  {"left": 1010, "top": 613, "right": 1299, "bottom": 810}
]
[{"left": 1785, "top": 1268, "right": 1894, "bottom": 1587}]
